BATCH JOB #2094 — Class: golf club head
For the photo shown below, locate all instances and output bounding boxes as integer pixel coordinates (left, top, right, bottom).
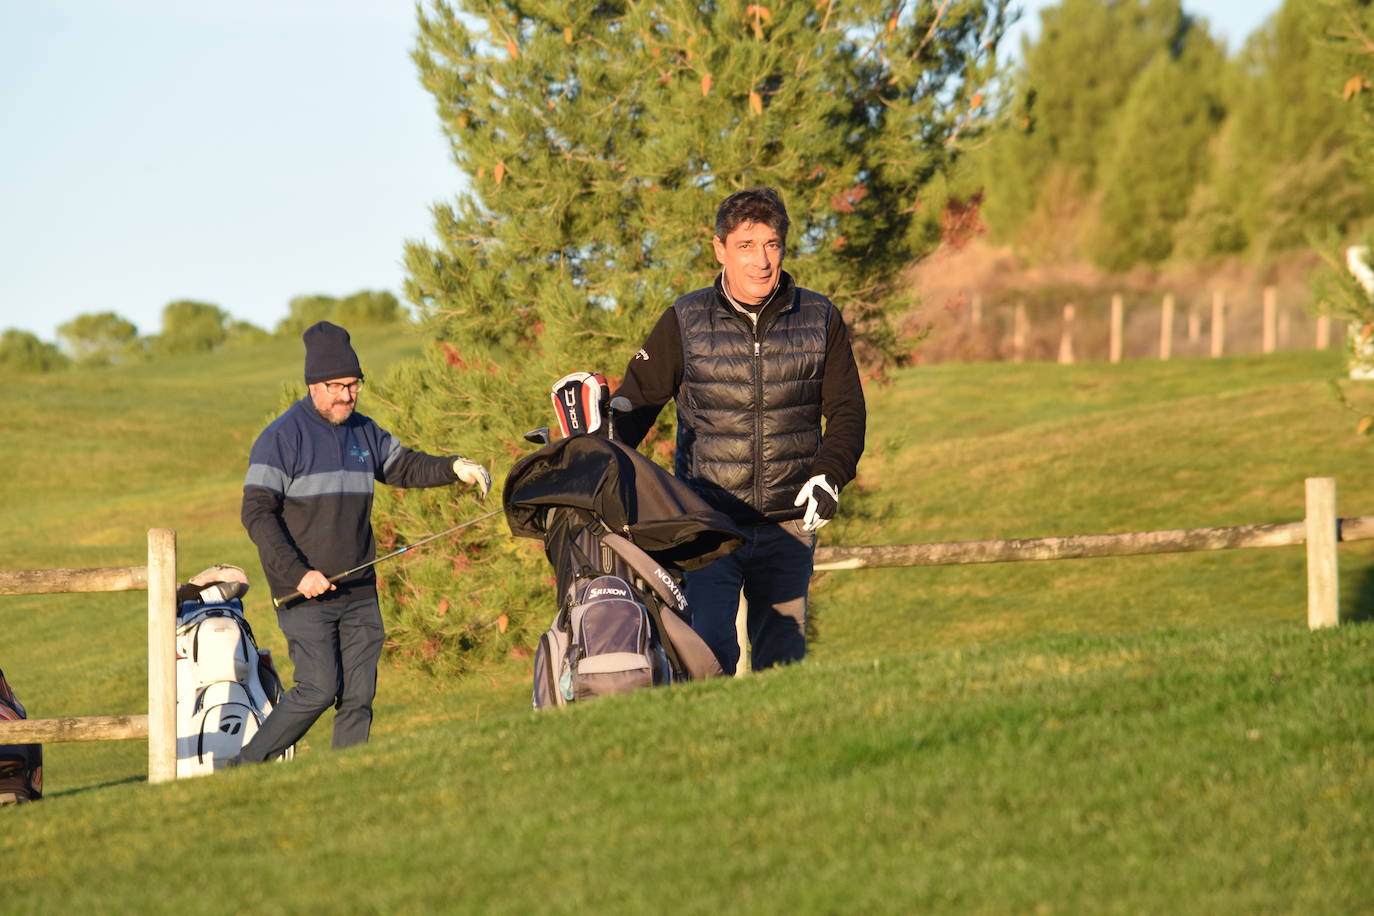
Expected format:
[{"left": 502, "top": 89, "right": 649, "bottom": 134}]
[{"left": 524, "top": 427, "right": 551, "bottom": 445}]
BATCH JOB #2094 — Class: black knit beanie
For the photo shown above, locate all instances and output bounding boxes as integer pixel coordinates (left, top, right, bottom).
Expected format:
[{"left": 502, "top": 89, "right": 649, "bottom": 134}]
[{"left": 303, "top": 321, "right": 363, "bottom": 384}]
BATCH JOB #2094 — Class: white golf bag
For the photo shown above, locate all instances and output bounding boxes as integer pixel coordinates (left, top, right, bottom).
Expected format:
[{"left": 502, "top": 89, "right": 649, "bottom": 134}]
[{"left": 175, "top": 596, "right": 292, "bottom": 776}]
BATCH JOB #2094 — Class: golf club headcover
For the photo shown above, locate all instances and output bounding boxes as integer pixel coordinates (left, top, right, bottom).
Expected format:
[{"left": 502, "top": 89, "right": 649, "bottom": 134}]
[
  {"left": 452, "top": 457, "right": 492, "bottom": 498},
  {"left": 793, "top": 474, "right": 839, "bottom": 532},
  {"left": 550, "top": 371, "right": 610, "bottom": 438}
]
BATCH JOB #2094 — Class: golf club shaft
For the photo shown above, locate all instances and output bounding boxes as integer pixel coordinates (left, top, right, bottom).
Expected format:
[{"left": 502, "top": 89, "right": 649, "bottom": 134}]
[{"left": 272, "top": 508, "right": 503, "bottom": 608}]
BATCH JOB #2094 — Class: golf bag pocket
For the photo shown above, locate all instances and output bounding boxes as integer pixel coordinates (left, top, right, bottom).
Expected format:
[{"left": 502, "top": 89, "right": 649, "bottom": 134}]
[
  {"left": 533, "top": 625, "right": 573, "bottom": 709},
  {"left": 184, "top": 680, "right": 262, "bottom": 772},
  {"left": 185, "top": 614, "right": 255, "bottom": 687},
  {"left": 532, "top": 576, "right": 667, "bottom": 708},
  {"left": 569, "top": 577, "right": 658, "bottom": 701}
]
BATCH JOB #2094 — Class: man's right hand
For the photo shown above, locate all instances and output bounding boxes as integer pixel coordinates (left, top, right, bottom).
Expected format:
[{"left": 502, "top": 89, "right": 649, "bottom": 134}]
[{"left": 296, "top": 570, "right": 336, "bottom": 599}]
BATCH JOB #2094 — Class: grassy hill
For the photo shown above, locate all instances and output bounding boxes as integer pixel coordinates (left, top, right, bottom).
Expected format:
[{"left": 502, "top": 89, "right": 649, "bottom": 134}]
[{"left": 3, "top": 340, "right": 1373, "bottom": 912}]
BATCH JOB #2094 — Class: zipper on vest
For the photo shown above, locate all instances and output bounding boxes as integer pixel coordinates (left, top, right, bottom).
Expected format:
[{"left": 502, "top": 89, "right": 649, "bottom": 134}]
[{"left": 753, "top": 336, "right": 764, "bottom": 510}]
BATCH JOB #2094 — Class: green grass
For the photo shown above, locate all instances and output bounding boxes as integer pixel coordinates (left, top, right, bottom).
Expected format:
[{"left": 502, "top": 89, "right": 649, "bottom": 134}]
[{"left": 4, "top": 345, "right": 1374, "bottom": 912}]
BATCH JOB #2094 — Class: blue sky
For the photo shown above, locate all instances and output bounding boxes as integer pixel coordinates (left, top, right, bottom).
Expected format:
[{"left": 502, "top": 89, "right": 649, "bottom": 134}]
[{"left": 1, "top": 0, "right": 1283, "bottom": 345}]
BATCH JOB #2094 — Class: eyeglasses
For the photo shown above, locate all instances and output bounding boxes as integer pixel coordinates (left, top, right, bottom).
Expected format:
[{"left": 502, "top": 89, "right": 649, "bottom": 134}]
[{"left": 322, "top": 380, "right": 364, "bottom": 395}]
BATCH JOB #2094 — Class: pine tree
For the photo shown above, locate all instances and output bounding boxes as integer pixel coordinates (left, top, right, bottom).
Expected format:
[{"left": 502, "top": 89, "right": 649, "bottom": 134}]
[
  {"left": 1090, "top": 26, "right": 1226, "bottom": 269},
  {"left": 370, "top": 0, "right": 1010, "bottom": 673},
  {"left": 979, "top": 0, "right": 1191, "bottom": 249},
  {"left": 1195, "top": 0, "right": 1371, "bottom": 261},
  {"left": 1307, "top": 0, "right": 1374, "bottom": 332}
]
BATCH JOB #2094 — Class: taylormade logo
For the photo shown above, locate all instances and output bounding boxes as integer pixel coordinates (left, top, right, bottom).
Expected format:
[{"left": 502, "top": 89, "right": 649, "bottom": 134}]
[{"left": 654, "top": 568, "right": 686, "bottom": 608}]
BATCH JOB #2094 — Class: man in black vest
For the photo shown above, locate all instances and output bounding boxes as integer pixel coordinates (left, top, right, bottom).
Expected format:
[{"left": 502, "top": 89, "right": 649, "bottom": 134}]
[{"left": 613, "top": 187, "right": 866, "bottom": 674}]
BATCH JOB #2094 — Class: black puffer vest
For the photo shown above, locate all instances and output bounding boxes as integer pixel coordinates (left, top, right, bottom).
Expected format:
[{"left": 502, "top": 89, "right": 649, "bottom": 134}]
[{"left": 673, "top": 277, "right": 831, "bottom": 525}]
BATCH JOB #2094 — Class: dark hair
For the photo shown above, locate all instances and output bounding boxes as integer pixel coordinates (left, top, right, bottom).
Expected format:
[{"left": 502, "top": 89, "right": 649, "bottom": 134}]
[{"left": 715, "top": 187, "right": 789, "bottom": 243}]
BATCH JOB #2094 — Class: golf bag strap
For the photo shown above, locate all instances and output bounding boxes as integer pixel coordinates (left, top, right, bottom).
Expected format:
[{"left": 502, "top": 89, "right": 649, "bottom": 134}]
[{"left": 599, "top": 533, "right": 689, "bottom": 617}]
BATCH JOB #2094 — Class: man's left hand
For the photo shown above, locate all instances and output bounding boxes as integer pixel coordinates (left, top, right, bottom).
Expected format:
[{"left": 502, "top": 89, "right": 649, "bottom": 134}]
[
  {"left": 793, "top": 474, "right": 839, "bottom": 532},
  {"left": 452, "top": 457, "right": 492, "bottom": 498}
]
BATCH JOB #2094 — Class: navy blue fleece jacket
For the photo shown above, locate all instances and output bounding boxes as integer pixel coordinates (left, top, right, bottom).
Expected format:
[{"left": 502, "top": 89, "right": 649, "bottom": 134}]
[{"left": 242, "top": 397, "right": 458, "bottom": 604}]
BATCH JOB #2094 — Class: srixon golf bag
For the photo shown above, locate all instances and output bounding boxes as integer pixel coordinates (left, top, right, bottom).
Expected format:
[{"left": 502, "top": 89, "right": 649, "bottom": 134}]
[
  {"left": 0, "top": 668, "right": 43, "bottom": 805},
  {"left": 505, "top": 373, "right": 743, "bottom": 709},
  {"left": 175, "top": 569, "right": 293, "bottom": 776}
]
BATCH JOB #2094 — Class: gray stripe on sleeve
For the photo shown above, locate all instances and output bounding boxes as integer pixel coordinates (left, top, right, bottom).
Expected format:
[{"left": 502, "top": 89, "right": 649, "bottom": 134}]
[
  {"left": 380, "top": 433, "right": 405, "bottom": 473},
  {"left": 245, "top": 463, "right": 289, "bottom": 493}
]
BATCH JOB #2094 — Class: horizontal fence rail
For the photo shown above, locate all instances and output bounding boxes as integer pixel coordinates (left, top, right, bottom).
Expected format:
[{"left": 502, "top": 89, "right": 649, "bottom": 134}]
[
  {"left": 0, "top": 566, "right": 149, "bottom": 596},
  {"left": 0, "top": 715, "right": 149, "bottom": 744},
  {"left": 809, "top": 478, "right": 1354, "bottom": 632},
  {"left": 813, "top": 515, "right": 1374, "bottom": 571}
]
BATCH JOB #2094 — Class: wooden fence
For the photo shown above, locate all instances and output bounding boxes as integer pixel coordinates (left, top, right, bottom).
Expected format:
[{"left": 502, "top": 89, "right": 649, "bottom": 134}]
[
  {"left": 0, "top": 529, "right": 177, "bottom": 784},
  {"left": 812, "top": 477, "right": 1351, "bottom": 631},
  {"left": 977, "top": 286, "right": 1340, "bottom": 364}
]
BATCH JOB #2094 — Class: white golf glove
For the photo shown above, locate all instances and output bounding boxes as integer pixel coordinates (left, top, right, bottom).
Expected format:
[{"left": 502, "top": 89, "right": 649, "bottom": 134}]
[
  {"left": 452, "top": 457, "right": 492, "bottom": 498},
  {"left": 793, "top": 474, "right": 839, "bottom": 532}
]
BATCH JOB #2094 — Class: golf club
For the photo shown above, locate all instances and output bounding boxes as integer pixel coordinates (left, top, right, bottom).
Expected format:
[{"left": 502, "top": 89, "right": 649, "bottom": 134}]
[{"left": 272, "top": 508, "right": 503, "bottom": 608}]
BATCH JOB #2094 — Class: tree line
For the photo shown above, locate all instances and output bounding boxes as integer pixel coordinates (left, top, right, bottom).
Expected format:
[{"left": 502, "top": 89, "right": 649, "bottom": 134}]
[
  {"left": 0, "top": 290, "right": 405, "bottom": 373},
  {"left": 977, "top": 0, "right": 1370, "bottom": 273}
]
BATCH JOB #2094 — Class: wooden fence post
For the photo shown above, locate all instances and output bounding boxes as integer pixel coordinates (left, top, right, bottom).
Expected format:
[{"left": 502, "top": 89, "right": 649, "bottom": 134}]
[
  {"left": 1263, "top": 286, "right": 1277, "bottom": 354},
  {"left": 1109, "top": 294, "right": 1123, "bottom": 363},
  {"left": 1058, "top": 304, "right": 1076, "bottom": 365},
  {"left": 1305, "top": 478, "right": 1339, "bottom": 630},
  {"left": 1317, "top": 315, "right": 1331, "bottom": 350},
  {"left": 1211, "top": 290, "right": 1226, "bottom": 357},
  {"left": 1160, "top": 294, "right": 1175, "bottom": 361},
  {"left": 1188, "top": 305, "right": 1201, "bottom": 345},
  {"left": 147, "top": 528, "right": 177, "bottom": 783},
  {"left": 970, "top": 295, "right": 983, "bottom": 330}
]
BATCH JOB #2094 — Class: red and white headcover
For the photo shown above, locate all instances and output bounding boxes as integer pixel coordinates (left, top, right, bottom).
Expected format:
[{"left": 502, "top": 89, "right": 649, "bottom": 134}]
[{"left": 550, "top": 371, "right": 610, "bottom": 438}]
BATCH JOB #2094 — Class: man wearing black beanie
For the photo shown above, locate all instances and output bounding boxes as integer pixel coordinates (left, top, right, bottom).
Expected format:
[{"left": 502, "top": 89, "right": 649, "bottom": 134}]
[{"left": 236, "top": 321, "right": 491, "bottom": 763}]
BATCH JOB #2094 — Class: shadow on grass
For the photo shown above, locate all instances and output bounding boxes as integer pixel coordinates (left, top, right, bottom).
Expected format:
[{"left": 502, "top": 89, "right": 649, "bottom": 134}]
[
  {"left": 48, "top": 775, "right": 144, "bottom": 799},
  {"left": 1347, "top": 565, "right": 1374, "bottom": 624}
]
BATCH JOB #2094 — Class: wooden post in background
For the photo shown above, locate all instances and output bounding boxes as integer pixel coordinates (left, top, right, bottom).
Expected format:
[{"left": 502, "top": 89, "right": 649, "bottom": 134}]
[
  {"left": 1160, "top": 294, "right": 1175, "bottom": 361},
  {"left": 970, "top": 294, "right": 983, "bottom": 330},
  {"left": 1058, "top": 304, "right": 1076, "bottom": 365},
  {"left": 146, "top": 528, "right": 177, "bottom": 784},
  {"left": 1305, "top": 478, "right": 1339, "bottom": 630},
  {"left": 1013, "top": 302, "right": 1027, "bottom": 363},
  {"left": 1262, "top": 286, "right": 1277, "bottom": 354},
  {"left": 1317, "top": 315, "right": 1331, "bottom": 349},
  {"left": 1109, "top": 294, "right": 1123, "bottom": 363},
  {"left": 1211, "top": 290, "right": 1226, "bottom": 357},
  {"left": 1188, "top": 305, "right": 1201, "bottom": 345}
]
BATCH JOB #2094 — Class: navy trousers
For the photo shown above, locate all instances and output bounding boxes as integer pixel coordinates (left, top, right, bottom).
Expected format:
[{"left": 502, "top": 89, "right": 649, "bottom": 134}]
[
  {"left": 685, "top": 519, "right": 817, "bottom": 675},
  {"left": 239, "top": 594, "right": 385, "bottom": 763}
]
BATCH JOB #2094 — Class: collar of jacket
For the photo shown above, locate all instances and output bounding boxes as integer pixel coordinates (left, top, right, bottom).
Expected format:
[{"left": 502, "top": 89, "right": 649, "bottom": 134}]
[{"left": 712, "top": 270, "right": 798, "bottom": 337}]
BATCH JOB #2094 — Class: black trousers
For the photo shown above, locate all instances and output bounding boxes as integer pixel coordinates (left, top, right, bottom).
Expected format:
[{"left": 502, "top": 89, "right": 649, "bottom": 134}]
[{"left": 239, "top": 594, "right": 385, "bottom": 762}]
